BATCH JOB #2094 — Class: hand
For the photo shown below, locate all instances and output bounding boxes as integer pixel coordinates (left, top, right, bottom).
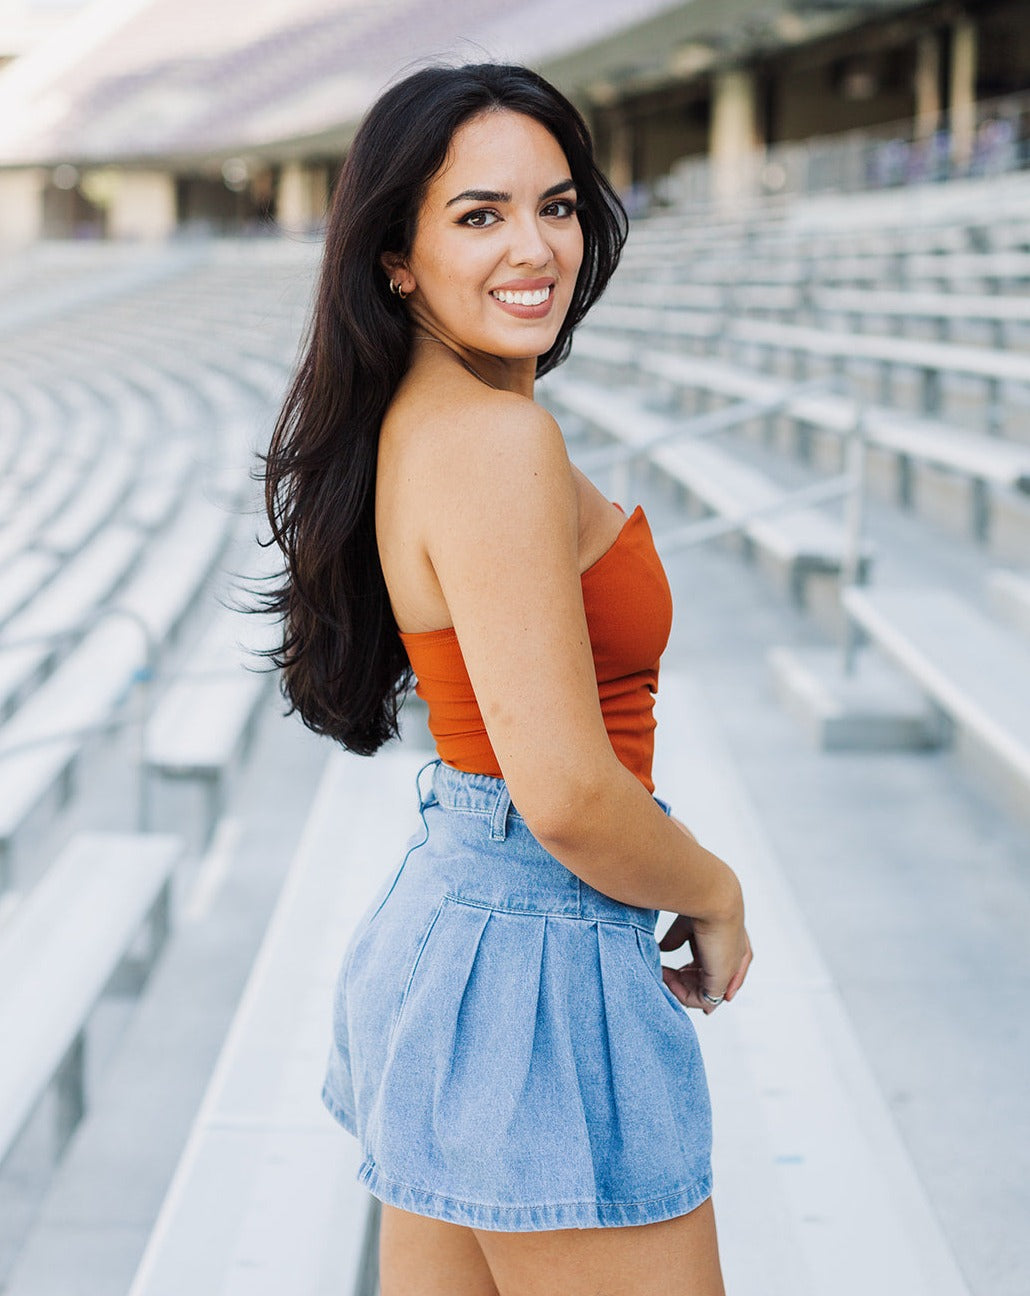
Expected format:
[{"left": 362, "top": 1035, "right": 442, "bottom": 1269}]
[
  {"left": 658, "top": 816, "right": 753, "bottom": 1013},
  {"left": 658, "top": 913, "right": 752, "bottom": 1014}
]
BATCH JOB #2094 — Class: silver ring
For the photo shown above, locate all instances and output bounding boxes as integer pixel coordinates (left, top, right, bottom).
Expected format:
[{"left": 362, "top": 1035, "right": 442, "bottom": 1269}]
[{"left": 701, "top": 990, "right": 724, "bottom": 1006}]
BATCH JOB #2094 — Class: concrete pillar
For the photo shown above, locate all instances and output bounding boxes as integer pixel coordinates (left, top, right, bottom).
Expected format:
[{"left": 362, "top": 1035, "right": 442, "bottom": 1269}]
[
  {"left": 276, "top": 162, "right": 328, "bottom": 232},
  {"left": 108, "top": 170, "right": 176, "bottom": 241},
  {"left": 913, "top": 30, "right": 942, "bottom": 139},
  {"left": 603, "top": 111, "right": 634, "bottom": 195},
  {"left": 311, "top": 167, "right": 328, "bottom": 223},
  {"left": 0, "top": 167, "right": 46, "bottom": 250},
  {"left": 710, "top": 66, "right": 761, "bottom": 207},
  {"left": 949, "top": 14, "right": 978, "bottom": 171}
]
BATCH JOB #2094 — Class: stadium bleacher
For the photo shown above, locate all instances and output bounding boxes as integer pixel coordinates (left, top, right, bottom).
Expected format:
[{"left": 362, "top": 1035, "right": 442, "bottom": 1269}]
[
  {"left": 1, "top": 168, "right": 1029, "bottom": 1296},
  {"left": 541, "top": 173, "right": 1030, "bottom": 818},
  {"left": 0, "top": 241, "right": 312, "bottom": 1259}
]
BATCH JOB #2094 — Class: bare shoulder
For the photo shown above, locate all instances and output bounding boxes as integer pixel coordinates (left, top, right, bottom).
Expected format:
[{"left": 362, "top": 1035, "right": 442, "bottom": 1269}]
[
  {"left": 384, "top": 381, "right": 574, "bottom": 533},
  {"left": 430, "top": 386, "right": 567, "bottom": 484}
]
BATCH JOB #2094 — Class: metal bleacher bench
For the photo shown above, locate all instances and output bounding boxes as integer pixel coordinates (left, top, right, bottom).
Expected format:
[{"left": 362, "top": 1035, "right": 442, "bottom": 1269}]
[
  {"left": 543, "top": 374, "right": 875, "bottom": 606},
  {"left": 126, "top": 747, "right": 426, "bottom": 1296},
  {"left": 806, "top": 285, "right": 1030, "bottom": 348},
  {"left": 0, "top": 497, "right": 234, "bottom": 886},
  {"left": 0, "top": 619, "right": 147, "bottom": 890},
  {"left": 0, "top": 551, "right": 59, "bottom": 631},
  {"left": 143, "top": 607, "right": 280, "bottom": 844},
  {"left": 841, "top": 583, "right": 1030, "bottom": 794},
  {"left": 0, "top": 831, "right": 182, "bottom": 1168},
  {"left": 606, "top": 276, "right": 1030, "bottom": 349},
  {"left": 988, "top": 567, "right": 1030, "bottom": 641},
  {"left": 569, "top": 331, "right": 1030, "bottom": 543},
  {"left": 584, "top": 300, "right": 1030, "bottom": 435},
  {"left": 727, "top": 317, "right": 1030, "bottom": 432}
]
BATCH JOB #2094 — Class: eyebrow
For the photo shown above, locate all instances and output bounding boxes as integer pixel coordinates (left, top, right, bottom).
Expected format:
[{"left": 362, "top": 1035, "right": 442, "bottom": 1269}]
[{"left": 445, "top": 178, "right": 577, "bottom": 207}]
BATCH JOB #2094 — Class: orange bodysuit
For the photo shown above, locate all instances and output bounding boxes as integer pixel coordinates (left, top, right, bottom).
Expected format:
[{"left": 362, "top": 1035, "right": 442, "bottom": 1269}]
[{"left": 398, "top": 504, "right": 673, "bottom": 794}]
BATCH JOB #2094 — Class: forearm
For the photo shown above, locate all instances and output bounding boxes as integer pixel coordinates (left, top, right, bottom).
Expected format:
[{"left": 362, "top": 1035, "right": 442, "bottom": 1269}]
[{"left": 529, "top": 763, "right": 741, "bottom": 920}]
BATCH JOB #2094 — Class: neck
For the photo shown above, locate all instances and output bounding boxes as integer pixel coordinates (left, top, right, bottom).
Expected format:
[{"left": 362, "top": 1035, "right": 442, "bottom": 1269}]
[{"left": 411, "top": 329, "right": 536, "bottom": 399}]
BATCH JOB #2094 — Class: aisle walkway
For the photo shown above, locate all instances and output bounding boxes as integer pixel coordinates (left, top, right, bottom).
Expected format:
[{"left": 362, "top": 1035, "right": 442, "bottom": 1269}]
[{"left": 653, "top": 673, "right": 970, "bottom": 1295}]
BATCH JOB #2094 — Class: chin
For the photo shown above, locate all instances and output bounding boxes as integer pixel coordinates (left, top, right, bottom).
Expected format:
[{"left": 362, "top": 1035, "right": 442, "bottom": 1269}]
[{"left": 494, "top": 324, "right": 564, "bottom": 357}]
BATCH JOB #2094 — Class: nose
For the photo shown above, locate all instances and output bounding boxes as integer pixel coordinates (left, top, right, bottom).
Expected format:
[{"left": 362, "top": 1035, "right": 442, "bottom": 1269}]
[{"left": 506, "top": 211, "right": 552, "bottom": 269}]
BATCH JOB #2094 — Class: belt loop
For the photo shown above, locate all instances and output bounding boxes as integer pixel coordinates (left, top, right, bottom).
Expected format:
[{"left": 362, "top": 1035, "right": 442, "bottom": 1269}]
[
  {"left": 489, "top": 783, "right": 512, "bottom": 841},
  {"left": 415, "top": 757, "right": 441, "bottom": 811}
]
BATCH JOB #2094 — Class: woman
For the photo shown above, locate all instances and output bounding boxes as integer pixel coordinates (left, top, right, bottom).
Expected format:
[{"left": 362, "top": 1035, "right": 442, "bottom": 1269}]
[{"left": 261, "top": 62, "right": 752, "bottom": 1296}]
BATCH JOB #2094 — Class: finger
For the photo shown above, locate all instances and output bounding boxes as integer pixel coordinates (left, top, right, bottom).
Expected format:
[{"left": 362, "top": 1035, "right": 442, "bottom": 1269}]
[
  {"left": 722, "top": 934, "right": 754, "bottom": 1002},
  {"left": 663, "top": 964, "right": 725, "bottom": 1014},
  {"left": 662, "top": 964, "right": 706, "bottom": 1007},
  {"left": 699, "top": 977, "right": 728, "bottom": 1011},
  {"left": 657, "top": 914, "right": 691, "bottom": 951},
  {"left": 658, "top": 914, "right": 693, "bottom": 952}
]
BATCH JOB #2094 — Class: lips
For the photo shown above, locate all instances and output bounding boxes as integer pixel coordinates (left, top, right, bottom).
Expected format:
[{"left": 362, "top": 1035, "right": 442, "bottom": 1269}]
[{"left": 490, "top": 276, "right": 554, "bottom": 291}]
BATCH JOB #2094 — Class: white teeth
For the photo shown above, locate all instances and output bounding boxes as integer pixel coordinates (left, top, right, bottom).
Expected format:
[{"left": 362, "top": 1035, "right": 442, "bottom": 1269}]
[{"left": 491, "top": 286, "right": 552, "bottom": 306}]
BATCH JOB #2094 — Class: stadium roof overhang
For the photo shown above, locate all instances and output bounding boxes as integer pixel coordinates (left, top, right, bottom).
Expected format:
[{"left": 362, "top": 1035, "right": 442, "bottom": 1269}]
[
  {"left": 0, "top": 0, "right": 936, "bottom": 171},
  {"left": 541, "top": 0, "right": 926, "bottom": 106}
]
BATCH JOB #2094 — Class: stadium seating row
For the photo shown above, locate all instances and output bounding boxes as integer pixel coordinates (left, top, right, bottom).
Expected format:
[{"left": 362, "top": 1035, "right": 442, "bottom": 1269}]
[
  {"left": 548, "top": 187, "right": 1030, "bottom": 822},
  {"left": 0, "top": 245, "right": 304, "bottom": 1232}
]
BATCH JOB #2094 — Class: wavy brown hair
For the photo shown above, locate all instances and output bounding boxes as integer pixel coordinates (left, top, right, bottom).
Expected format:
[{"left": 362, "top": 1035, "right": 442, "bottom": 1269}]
[{"left": 256, "top": 62, "right": 628, "bottom": 754}]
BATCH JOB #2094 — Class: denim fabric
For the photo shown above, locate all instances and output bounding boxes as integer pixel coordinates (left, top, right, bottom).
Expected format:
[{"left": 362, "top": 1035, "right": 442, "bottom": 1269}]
[{"left": 321, "top": 758, "right": 713, "bottom": 1231}]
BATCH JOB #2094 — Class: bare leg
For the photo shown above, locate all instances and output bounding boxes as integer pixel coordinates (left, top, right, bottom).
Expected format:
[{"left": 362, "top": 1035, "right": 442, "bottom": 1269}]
[
  {"left": 379, "top": 1202, "right": 500, "bottom": 1296},
  {"left": 472, "top": 1195, "right": 725, "bottom": 1296}
]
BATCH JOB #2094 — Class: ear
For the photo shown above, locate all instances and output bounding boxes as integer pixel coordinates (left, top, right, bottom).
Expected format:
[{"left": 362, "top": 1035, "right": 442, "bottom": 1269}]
[{"left": 380, "top": 251, "right": 414, "bottom": 294}]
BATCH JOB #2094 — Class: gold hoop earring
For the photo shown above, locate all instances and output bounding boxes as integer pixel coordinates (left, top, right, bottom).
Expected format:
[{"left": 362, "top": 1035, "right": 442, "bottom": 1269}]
[{"left": 389, "top": 278, "right": 410, "bottom": 300}]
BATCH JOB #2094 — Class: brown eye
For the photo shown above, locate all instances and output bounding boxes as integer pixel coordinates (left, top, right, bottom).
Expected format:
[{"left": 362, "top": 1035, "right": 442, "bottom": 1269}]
[
  {"left": 459, "top": 209, "right": 500, "bottom": 228},
  {"left": 542, "top": 199, "right": 577, "bottom": 218}
]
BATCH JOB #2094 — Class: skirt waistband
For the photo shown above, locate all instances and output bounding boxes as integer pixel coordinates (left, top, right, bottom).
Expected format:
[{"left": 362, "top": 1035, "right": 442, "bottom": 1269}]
[
  {"left": 422, "top": 760, "right": 525, "bottom": 840},
  {"left": 412, "top": 759, "right": 662, "bottom": 933}
]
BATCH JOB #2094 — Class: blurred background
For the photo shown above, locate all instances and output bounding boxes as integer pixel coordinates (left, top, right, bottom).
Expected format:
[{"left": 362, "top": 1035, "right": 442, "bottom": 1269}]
[{"left": 0, "top": 2, "right": 1028, "bottom": 1294}]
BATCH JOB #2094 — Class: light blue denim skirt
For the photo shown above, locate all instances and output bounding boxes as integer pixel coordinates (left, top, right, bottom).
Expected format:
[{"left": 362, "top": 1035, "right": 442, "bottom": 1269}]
[{"left": 321, "top": 758, "right": 713, "bottom": 1231}]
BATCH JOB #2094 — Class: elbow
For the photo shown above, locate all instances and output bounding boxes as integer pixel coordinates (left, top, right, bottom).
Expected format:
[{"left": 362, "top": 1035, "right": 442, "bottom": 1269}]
[{"left": 514, "top": 762, "right": 617, "bottom": 857}]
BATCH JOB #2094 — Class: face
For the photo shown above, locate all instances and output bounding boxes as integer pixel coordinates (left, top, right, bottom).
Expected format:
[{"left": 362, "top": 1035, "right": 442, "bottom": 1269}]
[{"left": 387, "top": 109, "right": 585, "bottom": 366}]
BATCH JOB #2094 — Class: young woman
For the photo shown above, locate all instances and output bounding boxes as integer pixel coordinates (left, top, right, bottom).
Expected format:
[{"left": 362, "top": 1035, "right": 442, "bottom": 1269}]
[{"left": 262, "top": 62, "right": 752, "bottom": 1296}]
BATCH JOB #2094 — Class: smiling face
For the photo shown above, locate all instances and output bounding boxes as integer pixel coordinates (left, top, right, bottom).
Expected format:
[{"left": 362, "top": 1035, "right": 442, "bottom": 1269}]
[{"left": 386, "top": 109, "right": 585, "bottom": 369}]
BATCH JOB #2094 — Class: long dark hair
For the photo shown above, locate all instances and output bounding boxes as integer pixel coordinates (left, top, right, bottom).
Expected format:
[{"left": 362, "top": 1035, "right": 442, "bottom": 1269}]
[{"left": 258, "top": 62, "right": 628, "bottom": 755}]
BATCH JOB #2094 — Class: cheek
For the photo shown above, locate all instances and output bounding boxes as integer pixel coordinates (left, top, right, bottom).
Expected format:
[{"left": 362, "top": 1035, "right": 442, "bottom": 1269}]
[
  {"left": 561, "top": 228, "right": 585, "bottom": 277},
  {"left": 425, "top": 246, "right": 492, "bottom": 298}
]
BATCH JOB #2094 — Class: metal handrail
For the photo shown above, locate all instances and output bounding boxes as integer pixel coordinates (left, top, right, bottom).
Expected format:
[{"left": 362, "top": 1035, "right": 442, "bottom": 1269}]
[
  {"left": 0, "top": 603, "right": 156, "bottom": 829},
  {"left": 0, "top": 600, "right": 274, "bottom": 819},
  {"left": 627, "top": 389, "right": 872, "bottom": 678},
  {"left": 651, "top": 84, "right": 1030, "bottom": 212},
  {"left": 0, "top": 717, "right": 142, "bottom": 760},
  {"left": 575, "top": 376, "right": 840, "bottom": 472},
  {"left": 839, "top": 405, "right": 869, "bottom": 676},
  {"left": 654, "top": 471, "right": 857, "bottom": 550}
]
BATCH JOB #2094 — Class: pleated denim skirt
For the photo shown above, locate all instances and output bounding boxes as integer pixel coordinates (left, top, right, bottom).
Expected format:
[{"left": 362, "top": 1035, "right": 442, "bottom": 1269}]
[{"left": 320, "top": 758, "right": 714, "bottom": 1231}]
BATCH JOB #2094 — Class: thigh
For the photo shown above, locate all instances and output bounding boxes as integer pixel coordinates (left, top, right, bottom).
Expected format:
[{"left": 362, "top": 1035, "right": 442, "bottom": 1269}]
[
  {"left": 379, "top": 1202, "right": 500, "bottom": 1296},
  {"left": 472, "top": 1196, "right": 725, "bottom": 1296}
]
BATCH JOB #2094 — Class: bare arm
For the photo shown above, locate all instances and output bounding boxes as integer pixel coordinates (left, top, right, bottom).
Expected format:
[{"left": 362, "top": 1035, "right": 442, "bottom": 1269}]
[{"left": 415, "top": 395, "right": 741, "bottom": 924}]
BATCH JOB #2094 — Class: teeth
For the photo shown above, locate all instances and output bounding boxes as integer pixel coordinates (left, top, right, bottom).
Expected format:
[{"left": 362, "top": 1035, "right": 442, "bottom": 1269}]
[{"left": 491, "top": 286, "right": 552, "bottom": 306}]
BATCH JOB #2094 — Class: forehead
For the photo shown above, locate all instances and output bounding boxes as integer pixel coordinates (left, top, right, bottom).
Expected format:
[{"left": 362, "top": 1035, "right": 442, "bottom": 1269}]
[{"left": 426, "top": 110, "right": 572, "bottom": 201}]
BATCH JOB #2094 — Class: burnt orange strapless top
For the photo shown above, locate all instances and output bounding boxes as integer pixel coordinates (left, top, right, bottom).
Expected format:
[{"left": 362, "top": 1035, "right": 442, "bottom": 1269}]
[{"left": 398, "top": 504, "right": 673, "bottom": 794}]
